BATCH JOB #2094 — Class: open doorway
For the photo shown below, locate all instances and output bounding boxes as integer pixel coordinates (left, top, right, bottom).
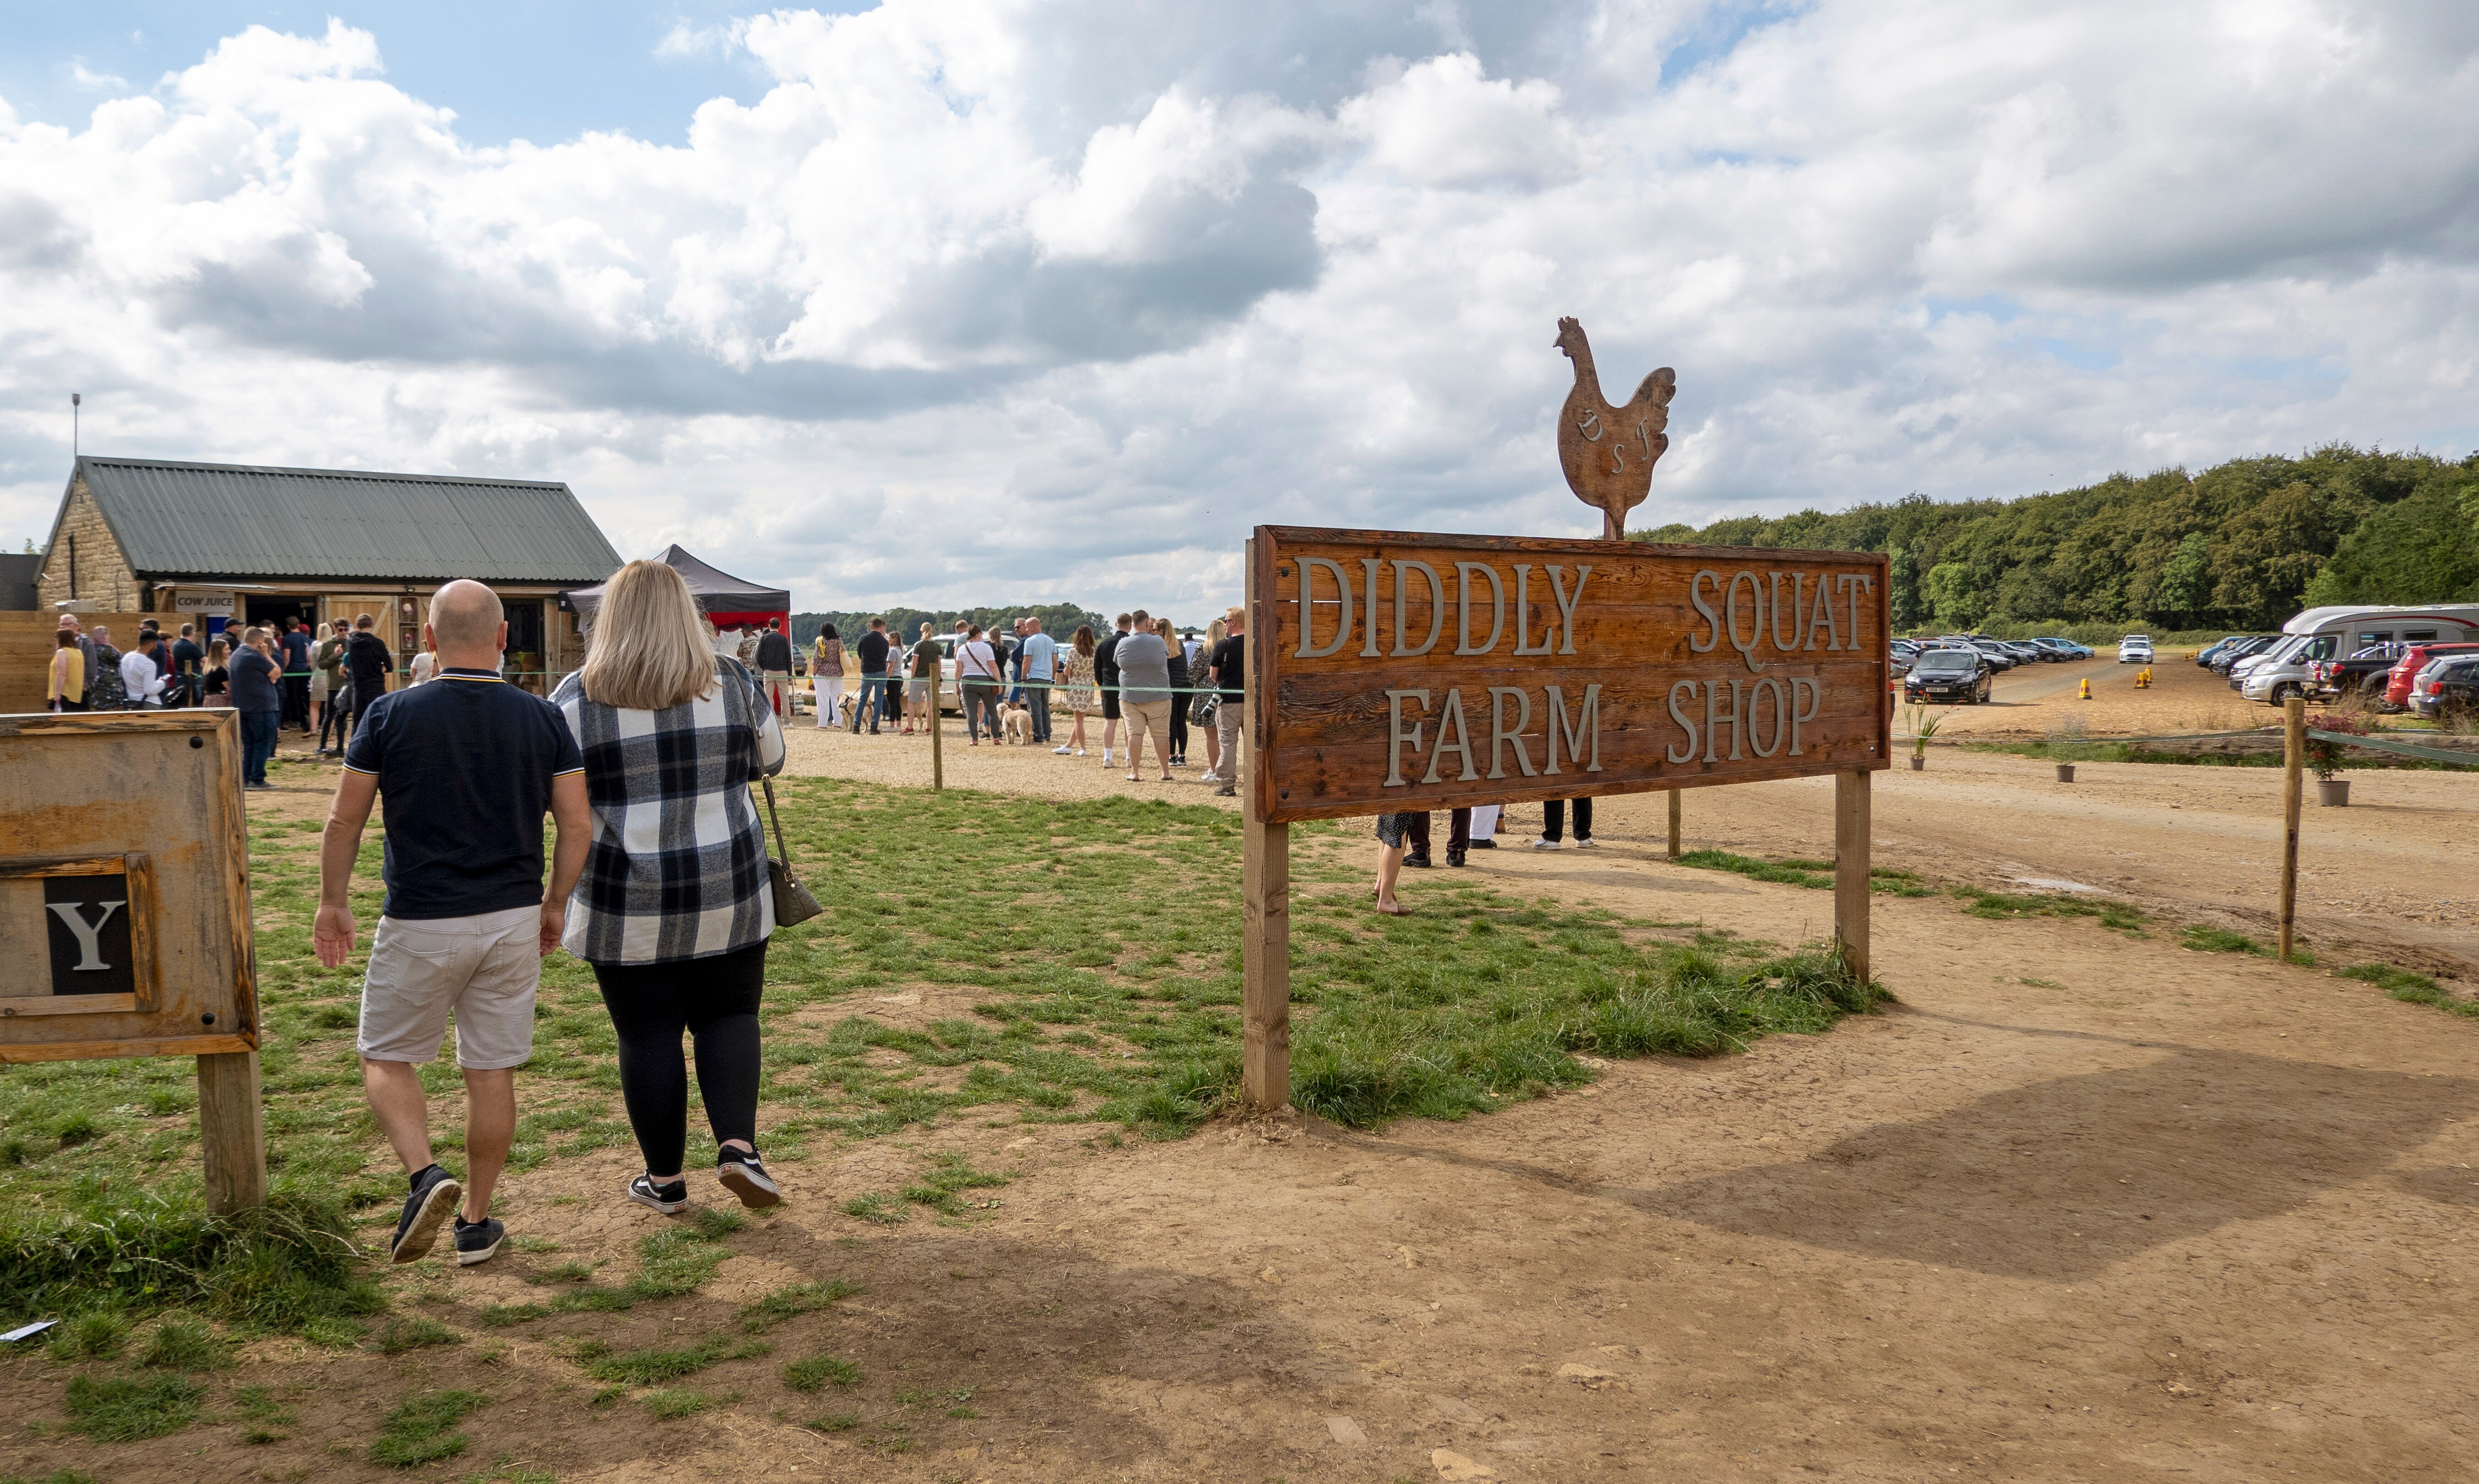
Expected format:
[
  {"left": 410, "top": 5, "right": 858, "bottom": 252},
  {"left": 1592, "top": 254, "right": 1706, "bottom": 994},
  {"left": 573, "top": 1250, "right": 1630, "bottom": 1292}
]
[{"left": 244, "top": 596, "right": 315, "bottom": 632}]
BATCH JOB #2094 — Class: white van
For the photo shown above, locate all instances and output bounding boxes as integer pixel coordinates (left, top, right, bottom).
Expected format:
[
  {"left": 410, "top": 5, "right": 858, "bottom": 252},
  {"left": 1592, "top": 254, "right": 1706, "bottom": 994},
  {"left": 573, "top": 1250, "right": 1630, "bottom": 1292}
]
[{"left": 2237, "top": 604, "right": 2479, "bottom": 704}]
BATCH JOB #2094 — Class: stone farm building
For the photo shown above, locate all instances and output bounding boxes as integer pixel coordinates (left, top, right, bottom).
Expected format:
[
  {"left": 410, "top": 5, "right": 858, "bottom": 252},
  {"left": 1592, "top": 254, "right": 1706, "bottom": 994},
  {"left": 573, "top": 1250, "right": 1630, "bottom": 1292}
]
[{"left": 35, "top": 457, "right": 623, "bottom": 692}]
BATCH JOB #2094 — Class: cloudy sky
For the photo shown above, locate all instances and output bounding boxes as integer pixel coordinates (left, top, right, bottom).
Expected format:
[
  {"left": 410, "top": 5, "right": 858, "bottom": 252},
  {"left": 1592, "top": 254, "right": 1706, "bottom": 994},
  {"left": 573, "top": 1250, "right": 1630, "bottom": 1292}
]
[{"left": 2, "top": 2, "right": 2474, "bottom": 614}]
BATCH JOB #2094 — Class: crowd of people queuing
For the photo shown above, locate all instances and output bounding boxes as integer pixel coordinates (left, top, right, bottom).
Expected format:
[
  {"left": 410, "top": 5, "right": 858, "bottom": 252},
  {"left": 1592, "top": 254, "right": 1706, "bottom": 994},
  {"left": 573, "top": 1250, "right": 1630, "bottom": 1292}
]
[
  {"left": 48, "top": 609, "right": 404, "bottom": 788},
  {"left": 808, "top": 607, "right": 1249, "bottom": 796}
]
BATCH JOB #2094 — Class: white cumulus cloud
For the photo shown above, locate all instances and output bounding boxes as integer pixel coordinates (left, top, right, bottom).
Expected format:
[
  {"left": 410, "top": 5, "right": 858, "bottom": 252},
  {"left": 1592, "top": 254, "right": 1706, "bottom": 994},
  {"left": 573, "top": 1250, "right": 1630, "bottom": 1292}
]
[{"left": 0, "top": 0, "right": 2472, "bottom": 618}]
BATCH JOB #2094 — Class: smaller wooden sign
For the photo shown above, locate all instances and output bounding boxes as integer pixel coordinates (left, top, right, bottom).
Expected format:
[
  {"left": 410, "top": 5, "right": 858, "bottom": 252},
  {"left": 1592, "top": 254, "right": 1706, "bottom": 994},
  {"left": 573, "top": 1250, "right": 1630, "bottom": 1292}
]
[
  {"left": 0, "top": 710, "right": 263, "bottom": 1210},
  {"left": 0, "top": 712, "right": 256, "bottom": 1059}
]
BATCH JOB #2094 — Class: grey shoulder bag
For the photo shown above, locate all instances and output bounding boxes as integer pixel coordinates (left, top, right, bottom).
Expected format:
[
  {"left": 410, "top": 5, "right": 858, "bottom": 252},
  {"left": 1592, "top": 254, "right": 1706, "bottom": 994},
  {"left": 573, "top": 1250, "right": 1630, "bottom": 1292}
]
[{"left": 760, "top": 778, "right": 826, "bottom": 927}]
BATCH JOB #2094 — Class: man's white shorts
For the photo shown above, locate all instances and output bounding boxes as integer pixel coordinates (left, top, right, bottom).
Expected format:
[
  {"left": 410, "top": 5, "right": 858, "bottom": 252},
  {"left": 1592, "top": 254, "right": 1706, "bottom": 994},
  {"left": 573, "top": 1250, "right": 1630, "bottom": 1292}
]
[{"left": 358, "top": 904, "right": 541, "bottom": 1070}]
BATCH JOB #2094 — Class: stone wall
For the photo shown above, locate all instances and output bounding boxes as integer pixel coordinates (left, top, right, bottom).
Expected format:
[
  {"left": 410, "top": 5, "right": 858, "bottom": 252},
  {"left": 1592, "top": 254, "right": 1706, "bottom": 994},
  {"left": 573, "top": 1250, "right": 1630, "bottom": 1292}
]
[{"left": 36, "top": 474, "right": 142, "bottom": 611}]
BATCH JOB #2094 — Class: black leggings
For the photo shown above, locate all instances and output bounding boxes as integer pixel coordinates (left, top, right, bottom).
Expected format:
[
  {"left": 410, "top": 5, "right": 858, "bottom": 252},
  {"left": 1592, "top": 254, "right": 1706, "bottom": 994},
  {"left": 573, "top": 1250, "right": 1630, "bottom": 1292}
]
[
  {"left": 592, "top": 939, "right": 767, "bottom": 1176},
  {"left": 1543, "top": 797, "right": 1593, "bottom": 842}
]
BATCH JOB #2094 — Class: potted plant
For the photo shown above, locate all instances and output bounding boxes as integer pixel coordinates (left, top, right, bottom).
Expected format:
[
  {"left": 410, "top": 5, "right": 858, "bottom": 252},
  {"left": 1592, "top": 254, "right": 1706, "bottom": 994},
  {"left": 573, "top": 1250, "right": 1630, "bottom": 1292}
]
[
  {"left": 1904, "top": 703, "right": 1942, "bottom": 770},
  {"left": 2049, "top": 717, "right": 2083, "bottom": 782},
  {"left": 2305, "top": 711, "right": 2363, "bottom": 806}
]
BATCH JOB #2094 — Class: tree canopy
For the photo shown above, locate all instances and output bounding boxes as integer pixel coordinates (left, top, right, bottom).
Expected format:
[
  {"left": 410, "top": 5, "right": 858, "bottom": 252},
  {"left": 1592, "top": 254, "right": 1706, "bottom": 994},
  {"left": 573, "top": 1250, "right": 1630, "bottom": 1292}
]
[{"left": 1633, "top": 445, "right": 2479, "bottom": 632}]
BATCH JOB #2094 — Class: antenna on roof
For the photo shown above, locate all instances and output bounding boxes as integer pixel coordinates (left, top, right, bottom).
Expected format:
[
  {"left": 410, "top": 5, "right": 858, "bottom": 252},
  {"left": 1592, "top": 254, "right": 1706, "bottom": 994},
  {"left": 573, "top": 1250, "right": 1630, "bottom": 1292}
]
[{"left": 71, "top": 392, "right": 80, "bottom": 457}]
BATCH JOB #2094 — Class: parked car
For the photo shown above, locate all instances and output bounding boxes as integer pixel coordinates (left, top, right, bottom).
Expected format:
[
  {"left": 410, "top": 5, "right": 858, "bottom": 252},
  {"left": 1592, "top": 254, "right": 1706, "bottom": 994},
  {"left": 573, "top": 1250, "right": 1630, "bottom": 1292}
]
[
  {"left": 2409, "top": 655, "right": 2479, "bottom": 720},
  {"left": 2307, "top": 645, "right": 2403, "bottom": 702},
  {"left": 2210, "top": 635, "right": 2280, "bottom": 675},
  {"left": 2195, "top": 635, "right": 2249, "bottom": 667},
  {"left": 2249, "top": 604, "right": 2479, "bottom": 695},
  {"left": 1904, "top": 647, "right": 1993, "bottom": 704},
  {"left": 2385, "top": 641, "right": 2479, "bottom": 711},
  {"left": 2034, "top": 636, "right": 2095, "bottom": 659},
  {"left": 2242, "top": 604, "right": 2479, "bottom": 705},
  {"left": 2118, "top": 635, "right": 2154, "bottom": 663},
  {"left": 1969, "top": 642, "right": 2019, "bottom": 671}
]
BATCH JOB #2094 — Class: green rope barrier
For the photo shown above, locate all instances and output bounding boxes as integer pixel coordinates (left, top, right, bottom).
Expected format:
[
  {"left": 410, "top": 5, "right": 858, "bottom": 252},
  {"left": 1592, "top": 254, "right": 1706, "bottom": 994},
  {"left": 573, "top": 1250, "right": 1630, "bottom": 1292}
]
[{"left": 2306, "top": 729, "right": 2479, "bottom": 767}]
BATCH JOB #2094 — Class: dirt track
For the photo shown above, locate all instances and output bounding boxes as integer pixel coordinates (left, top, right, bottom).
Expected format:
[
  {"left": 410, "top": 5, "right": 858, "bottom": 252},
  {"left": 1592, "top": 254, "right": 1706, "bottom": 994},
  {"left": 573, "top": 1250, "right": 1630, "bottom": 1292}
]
[{"left": 13, "top": 720, "right": 2479, "bottom": 1482}]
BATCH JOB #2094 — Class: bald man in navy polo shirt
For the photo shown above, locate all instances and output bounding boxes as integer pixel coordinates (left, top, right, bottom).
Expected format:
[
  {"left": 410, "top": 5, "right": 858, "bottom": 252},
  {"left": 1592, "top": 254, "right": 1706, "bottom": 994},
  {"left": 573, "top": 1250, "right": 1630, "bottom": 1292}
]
[{"left": 314, "top": 580, "right": 593, "bottom": 1268}]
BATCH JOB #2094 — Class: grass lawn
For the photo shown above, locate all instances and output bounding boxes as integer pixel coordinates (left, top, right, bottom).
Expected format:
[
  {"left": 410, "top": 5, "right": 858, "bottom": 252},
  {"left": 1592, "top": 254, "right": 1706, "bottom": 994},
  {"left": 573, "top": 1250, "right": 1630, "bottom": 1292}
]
[{"left": 0, "top": 768, "right": 1884, "bottom": 1454}]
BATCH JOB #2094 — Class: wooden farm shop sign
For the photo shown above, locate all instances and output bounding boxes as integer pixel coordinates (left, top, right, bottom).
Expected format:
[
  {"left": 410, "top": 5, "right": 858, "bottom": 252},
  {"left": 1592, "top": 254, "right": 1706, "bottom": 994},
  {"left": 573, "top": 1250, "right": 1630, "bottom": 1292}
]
[
  {"left": 1246, "top": 531, "right": 1891, "bottom": 822},
  {"left": 1231, "top": 318, "right": 1887, "bottom": 1114}
]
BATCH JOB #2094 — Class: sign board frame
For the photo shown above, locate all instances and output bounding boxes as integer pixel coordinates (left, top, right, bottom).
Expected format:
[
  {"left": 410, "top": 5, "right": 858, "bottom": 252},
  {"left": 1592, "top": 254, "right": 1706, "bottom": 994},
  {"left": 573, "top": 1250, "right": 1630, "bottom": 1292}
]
[
  {"left": 1247, "top": 527, "right": 1890, "bottom": 823},
  {"left": 0, "top": 710, "right": 265, "bottom": 1211},
  {"left": 1238, "top": 526, "right": 1886, "bottom": 1112},
  {"left": 0, "top": 852, "right": 161, "bottom": 1017}
]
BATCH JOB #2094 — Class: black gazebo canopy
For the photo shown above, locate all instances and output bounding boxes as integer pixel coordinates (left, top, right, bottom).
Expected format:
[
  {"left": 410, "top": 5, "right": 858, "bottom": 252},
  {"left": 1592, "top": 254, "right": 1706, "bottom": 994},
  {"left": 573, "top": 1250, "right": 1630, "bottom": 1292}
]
[{"left": 560, "top": 544, "right": 790, "bottom": 627}]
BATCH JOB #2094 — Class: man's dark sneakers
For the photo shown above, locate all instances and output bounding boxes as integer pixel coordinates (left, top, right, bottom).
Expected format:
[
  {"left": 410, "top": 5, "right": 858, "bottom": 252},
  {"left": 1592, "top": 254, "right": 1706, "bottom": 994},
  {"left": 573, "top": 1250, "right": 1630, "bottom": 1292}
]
[
  {"left": 1469, "top": 839, "right": 1497, "bottom": 850},
  {"left": 453, "top": 1215, "right": 504, "bottom": 1267},
  {"left": 716, "top": 1151, "right": 783, "bottom": 1209},
  {"left": 390, "top": 1164, "right": 462, "bottom": 1264},
  {"left": 1447, "top": 849, "right": 1467, "bottom": 867},
  {"left": 629, "top": 1173, "right": 690, "bottom": 1214},
  {"left": 1403, "top": 851, "right": 1432, "bottom": 869}
]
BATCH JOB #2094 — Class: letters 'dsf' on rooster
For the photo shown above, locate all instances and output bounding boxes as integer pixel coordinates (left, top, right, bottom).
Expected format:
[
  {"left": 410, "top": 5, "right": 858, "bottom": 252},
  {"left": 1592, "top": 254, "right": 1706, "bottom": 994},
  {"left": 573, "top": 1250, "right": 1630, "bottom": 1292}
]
[{"left": 1555, "top": 317, "right": 1675, "bottom": 541}]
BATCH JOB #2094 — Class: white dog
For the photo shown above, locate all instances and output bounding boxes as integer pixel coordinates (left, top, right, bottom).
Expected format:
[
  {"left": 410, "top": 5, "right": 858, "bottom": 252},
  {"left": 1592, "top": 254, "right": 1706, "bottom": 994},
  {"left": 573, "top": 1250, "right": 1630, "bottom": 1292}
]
[{"left": 1000, "top": 701, "right": 1034, "bottom": 745}]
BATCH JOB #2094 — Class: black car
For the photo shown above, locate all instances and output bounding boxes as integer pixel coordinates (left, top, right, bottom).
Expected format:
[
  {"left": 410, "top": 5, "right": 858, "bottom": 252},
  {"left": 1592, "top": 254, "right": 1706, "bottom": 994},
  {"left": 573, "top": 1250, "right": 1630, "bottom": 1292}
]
[
  {"left": 2210, "top": 635, "right": 2279, "bottom": 674},
  {"left": 2410, "top": 656, "right": 2479, "bottom": 720},
  {"left": 1904, "top": 649, "right": 1993, "bottom": 704}
]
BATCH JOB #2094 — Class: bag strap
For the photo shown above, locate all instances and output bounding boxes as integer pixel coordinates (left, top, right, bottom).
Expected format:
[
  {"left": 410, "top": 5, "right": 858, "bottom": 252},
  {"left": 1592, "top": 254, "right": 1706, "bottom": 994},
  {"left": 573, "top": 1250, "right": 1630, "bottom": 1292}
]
[{"left": 761, "top": 778, "right": 795, "bottom": 868}]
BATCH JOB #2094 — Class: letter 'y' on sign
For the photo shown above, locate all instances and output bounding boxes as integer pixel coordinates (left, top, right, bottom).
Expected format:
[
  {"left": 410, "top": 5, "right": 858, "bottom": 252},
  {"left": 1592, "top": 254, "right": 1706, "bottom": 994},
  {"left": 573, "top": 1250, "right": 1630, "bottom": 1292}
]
[{"left": 47, "top": 900, "right": 124, "bottom": 971}]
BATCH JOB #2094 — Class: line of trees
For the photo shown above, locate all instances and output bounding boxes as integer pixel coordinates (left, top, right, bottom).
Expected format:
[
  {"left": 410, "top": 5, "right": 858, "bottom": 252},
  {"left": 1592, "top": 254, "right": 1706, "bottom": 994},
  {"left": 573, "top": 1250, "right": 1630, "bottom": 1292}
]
[{"left": 1631, "top": 445, "right": 2479, "bottom": 633}]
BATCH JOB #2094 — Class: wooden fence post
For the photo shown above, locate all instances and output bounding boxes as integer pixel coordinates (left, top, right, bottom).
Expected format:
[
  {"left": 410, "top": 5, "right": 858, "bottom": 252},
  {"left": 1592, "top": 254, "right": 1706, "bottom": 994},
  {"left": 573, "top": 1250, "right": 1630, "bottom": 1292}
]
[
  {"left": 1240, "top": 536, "right": 1290, "bottom": 1112},
  {"left": 1834, "top": 769, "right": 1871, "bottom": 985},
  {"left": 2280, "top": 695, "right": 2303, "bottom": 960},
  {"left": 196, "top": 1049, "right": 267, "bottom": 1215},
  {"left": 1667, "top": 788, "right": 1682, "bottom": 860}
]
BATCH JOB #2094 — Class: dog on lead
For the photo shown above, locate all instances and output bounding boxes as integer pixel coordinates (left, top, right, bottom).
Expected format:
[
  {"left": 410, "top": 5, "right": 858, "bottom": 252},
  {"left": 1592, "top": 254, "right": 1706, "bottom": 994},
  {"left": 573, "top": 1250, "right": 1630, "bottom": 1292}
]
[{"left": 999, "top": 701, "right": 1034, "bottom": 745}]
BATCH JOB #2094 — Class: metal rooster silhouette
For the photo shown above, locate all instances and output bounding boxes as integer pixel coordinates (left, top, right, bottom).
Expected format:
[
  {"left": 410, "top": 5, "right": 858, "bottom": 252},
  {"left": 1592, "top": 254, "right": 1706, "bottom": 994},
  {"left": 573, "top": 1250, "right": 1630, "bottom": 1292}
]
[{"left": 1554, "top": 317, "right": 1675, "bottom": 540}]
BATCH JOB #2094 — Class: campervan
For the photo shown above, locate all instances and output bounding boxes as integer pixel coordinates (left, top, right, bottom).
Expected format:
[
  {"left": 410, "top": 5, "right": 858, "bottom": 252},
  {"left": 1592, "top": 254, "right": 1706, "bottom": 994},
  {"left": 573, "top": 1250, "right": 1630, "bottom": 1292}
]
[{"left": 2236, "top": 604, "right": 2479, "bottom": 704}]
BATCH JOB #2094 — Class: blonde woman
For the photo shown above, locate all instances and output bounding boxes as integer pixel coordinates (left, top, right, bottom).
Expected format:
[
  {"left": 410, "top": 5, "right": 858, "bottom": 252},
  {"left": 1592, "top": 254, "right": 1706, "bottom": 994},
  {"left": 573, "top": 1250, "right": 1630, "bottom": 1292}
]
[
  {"left": 202, "top": 638, "right": 231, "bottom": 707},
  {"left": 1194, "top": 618, "right": 1227, "bottom": 779},
  {"left": 811, "top": 623, "right": 844, "bottom": 729},
  {"left": 550, "top": 561, "right": 789, "bottom": 1214},
  {"left": 48, "top": 629, "right": 85, "bottom": 712}
]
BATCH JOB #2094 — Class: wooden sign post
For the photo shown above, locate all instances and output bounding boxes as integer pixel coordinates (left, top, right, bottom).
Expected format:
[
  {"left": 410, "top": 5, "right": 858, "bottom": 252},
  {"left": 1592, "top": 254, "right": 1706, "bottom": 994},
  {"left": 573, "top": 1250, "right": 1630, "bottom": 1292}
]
[
  {"left": 1242, "top": 527, "right": 1890, "bottom": 1110},
  {"left": 0, "top": 711, "right": 265, "bottom": 1212}
]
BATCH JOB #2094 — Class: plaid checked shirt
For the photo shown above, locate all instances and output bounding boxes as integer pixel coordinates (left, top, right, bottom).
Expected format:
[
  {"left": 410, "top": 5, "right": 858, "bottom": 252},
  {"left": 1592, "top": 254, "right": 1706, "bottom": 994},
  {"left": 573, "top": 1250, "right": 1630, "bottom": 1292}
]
[{"left": 550, "top": 656, "right": 787, "bottom": 965}]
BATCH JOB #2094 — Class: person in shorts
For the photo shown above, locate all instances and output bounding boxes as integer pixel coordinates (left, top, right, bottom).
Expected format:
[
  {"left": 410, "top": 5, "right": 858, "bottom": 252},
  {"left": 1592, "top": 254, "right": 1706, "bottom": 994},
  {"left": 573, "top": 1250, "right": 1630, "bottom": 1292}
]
[
  {"left": 313, "top": 580, "right": 591, "bottom": 1269},
  {"left": 907, "top": 622, "right": 940, "bottom": 731},
  {"left": 1373, "top": 811, "right": 1418, "bottom": 915},
  {"left": 1094, "top": 613, "right": 1129, "bottom": 764}
]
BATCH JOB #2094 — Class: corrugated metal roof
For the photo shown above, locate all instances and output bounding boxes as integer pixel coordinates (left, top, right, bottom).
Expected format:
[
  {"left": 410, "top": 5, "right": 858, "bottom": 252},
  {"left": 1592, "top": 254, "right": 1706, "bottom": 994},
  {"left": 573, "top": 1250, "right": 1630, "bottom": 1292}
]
[{"left": 77, "top": 457, "right": 624, "bottom": 585}]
